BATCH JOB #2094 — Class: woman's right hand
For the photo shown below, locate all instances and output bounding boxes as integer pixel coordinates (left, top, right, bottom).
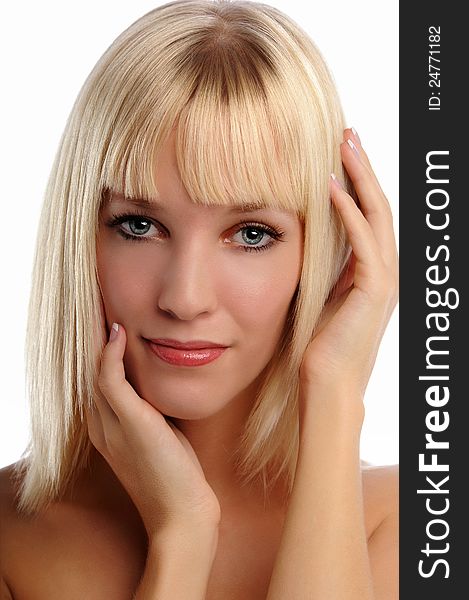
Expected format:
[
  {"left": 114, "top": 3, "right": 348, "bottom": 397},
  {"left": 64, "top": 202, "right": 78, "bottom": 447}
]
[{"left": 84, "top": 322, "right": 221, "bottom": 540}]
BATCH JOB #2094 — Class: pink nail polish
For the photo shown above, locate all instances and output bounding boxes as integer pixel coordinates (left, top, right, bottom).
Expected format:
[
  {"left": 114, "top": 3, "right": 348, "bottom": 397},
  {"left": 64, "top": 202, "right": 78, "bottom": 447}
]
[
  {"left": 347, "top": 138, "right": 360, "bottom": 158},
  {"left": 109, "top": 322, "right": 119, "bottom": 342},
  {"left": 351, "top": 127, "right": 361, "bottom": 145},
  {"left": 330, "top": 173, "right": 343, "bottom": 189}
]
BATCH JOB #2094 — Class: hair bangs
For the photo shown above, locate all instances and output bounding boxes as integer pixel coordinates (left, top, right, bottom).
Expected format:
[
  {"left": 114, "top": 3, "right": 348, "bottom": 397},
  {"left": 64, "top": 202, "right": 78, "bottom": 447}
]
[
  {"left": 97, "top": 12, "right": 313, "bottom": 218},
  {"left": 174, "top": 83, "right": 308, "bottom": 217}
]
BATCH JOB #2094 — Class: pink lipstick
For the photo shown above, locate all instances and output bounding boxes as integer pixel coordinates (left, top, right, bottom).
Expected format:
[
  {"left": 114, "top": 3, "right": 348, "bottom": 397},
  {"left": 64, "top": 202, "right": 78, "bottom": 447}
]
[{"left": 145, "top": 338, "right": 228, "bottom": 367}]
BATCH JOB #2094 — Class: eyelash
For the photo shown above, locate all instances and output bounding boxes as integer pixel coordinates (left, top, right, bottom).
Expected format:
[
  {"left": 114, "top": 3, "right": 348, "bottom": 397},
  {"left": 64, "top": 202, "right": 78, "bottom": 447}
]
[{"left": 105, "top": 211, "right": 286, "bottom": 253}]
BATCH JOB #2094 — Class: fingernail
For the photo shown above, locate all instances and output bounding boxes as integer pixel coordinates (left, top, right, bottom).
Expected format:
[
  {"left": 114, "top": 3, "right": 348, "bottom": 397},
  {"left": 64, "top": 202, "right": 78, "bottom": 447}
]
[
  {"left": 351, "top": 126, "right": 361, "bottom": 145},
  {"left": 347, "top": 138, "right": 360, "bottom": 158},
  {"left": 330, "top": 173, "right": 343, "bottom": 189},
  {"left": 109, "top": 322, "right": 119, "bottom": 342}
]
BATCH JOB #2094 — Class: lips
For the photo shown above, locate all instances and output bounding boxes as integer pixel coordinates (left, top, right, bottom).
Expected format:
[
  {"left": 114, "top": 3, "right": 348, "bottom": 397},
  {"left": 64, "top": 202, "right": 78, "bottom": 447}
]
[
  {"left": 147, "top": 338, "right": 228, "bottom": 350},
  {"left": 145, "top": 339, "right": 227, "bottom": 366}
]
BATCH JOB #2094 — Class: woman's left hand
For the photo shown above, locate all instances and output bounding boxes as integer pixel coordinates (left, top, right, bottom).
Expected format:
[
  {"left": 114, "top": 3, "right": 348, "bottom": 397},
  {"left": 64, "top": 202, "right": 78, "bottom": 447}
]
[{"left": 299, "top": 128, "right": 399, "bottom": 412}]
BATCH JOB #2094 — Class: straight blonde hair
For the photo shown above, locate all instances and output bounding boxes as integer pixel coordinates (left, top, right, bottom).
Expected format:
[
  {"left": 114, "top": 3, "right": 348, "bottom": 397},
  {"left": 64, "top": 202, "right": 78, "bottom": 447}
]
[{"left": 13, "top": 0, "right": 353, "bottom": 515}]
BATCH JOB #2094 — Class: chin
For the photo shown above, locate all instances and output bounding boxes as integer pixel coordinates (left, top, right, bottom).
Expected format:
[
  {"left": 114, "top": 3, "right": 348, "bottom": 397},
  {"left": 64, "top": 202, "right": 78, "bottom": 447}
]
[
  {"left": 152, "top": 400, "right": 231, "bottom": 421},
  {"left": 136, "top": 383, "right": 235, "bottom": 420}
]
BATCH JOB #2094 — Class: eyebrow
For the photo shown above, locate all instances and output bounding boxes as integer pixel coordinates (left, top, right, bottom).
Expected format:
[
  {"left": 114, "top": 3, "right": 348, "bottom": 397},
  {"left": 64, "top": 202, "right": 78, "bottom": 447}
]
[{"left": 109, "top": 195, "right": 276, "bottom": 213}]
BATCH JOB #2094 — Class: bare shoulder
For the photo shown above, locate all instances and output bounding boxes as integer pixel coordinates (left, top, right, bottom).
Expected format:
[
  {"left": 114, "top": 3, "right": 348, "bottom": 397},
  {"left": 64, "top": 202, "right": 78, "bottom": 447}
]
[
  {"left": 0, "top": 461, "right": 22, "bottom": 534},
  {"left": 0, "top": 460, "right": 32, "bottom": 535},
  {"left": 0, "top": 460, "right": 148, "bottom": 600},
  {"left": 0, "top": 461, "right": 18, "bottom": 506},
  {"left": 360, "top": 462, "right": 399, "bottom": 534},
  {"left": 0, "top": 462, "right": 21, "bottom": 599}
]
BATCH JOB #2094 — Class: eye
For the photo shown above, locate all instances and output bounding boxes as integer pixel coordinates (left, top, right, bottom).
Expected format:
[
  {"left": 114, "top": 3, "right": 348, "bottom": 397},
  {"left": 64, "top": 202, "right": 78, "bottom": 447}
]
[
  {"left": 105, "top": 212, "right": 162, "bottom": 242},
  {"left": 227, "top": 222, "right": 285, "bottom": 253},
  {"left": 105, "top": 212, "right": 286, "bottom": 253}
]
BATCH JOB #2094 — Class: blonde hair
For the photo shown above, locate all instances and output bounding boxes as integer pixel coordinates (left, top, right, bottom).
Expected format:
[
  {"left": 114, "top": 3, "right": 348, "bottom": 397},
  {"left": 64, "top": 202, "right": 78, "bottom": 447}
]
[{"left": 13, "top": 0, "right": 353, "bottom": 515}]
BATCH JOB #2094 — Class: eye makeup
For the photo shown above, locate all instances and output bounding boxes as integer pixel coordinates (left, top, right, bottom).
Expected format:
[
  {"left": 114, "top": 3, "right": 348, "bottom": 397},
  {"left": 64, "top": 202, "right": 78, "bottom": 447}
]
[{"left": 104, "top": 210, "right": 286, "bottom": 254}]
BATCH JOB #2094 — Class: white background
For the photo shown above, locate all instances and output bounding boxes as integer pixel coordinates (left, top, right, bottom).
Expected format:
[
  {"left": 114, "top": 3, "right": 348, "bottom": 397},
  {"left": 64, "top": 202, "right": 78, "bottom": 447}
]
[{"left": 0, "top": 1, "right": 398, "bottom": 468}]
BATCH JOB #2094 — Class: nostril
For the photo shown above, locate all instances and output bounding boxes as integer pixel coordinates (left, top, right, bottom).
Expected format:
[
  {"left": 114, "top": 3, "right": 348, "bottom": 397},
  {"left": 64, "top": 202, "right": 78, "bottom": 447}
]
[{"left": 163, "top": 308, "right": 178, "bottom": 319}]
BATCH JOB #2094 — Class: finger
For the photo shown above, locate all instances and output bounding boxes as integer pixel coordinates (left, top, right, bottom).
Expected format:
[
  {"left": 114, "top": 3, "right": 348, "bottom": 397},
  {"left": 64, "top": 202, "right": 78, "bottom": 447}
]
[
  {"left": 341, "top": 135, "right": 393, "bottom": 229},
  {"left": 166, "top": 419, "right": 206, "bottom": 478},
  {"left": 94, "top": 386, "right": 120, "bottom": 424},
  {"left": 343, "top": 128, "right": 376, "bottom": 179},
  {"left": 329, "top": 251, "right": 356, "bottom": 301},
  {"left": 340, "top": 131, "right": 397, "bottom": 269},
  {"left": 330, "top": 174, "right": 386, "bottom": 290},
  {"left": 97, "top": 323, "right": 158, "bottom": 427},
  {"left": 344, "top": 127, "right": 387, "bottom": 200},
  {"left": 316, "top": 284, "right": 353, "bottom": 336}
]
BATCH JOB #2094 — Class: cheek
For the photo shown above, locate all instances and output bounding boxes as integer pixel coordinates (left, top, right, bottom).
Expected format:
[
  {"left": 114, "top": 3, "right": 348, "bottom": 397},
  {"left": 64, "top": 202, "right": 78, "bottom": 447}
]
[
  {"left": 227, "top": 242, "right": 301, "bottom": 309},
  {"left": 225, "top": 259, "right": 298, "bottom": 343},
  {"left": 97, "top": 245, "right": 150, "bottom": 315}
]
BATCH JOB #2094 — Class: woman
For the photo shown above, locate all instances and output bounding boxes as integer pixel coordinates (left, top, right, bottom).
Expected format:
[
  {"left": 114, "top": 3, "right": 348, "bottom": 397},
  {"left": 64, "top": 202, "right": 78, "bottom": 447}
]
[{"left": 0, "top": 1, "right": 398, "bottom": 598}]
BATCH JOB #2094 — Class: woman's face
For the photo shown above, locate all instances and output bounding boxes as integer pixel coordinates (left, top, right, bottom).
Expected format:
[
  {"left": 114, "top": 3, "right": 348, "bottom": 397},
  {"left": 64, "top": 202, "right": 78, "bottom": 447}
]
[{"left": 96, "top": 131, "right": 304, "bottom": 420}]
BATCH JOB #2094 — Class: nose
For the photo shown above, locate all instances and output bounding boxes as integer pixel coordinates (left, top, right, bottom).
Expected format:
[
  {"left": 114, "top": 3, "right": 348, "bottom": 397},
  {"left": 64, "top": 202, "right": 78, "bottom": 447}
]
[{"left": 157, "top": 244, "right": 218, "bottom": 320}]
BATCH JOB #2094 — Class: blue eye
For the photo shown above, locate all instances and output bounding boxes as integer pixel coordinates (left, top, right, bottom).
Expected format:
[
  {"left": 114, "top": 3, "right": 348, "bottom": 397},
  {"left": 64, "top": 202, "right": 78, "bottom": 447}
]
[
  {"left": 105, "top": 212, "right": 286, "bottom": 253},
  {"left": 229, "top": 223, "right": 284, "bottom": 252}
]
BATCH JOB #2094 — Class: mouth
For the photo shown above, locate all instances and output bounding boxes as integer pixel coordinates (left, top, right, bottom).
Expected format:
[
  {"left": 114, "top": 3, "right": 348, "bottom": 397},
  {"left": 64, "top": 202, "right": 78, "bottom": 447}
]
[
  {"left": 147, "top": 338, "right": 228, "bottom": 350},
  {"left": 144, "top": 339, "right": 228, "bottom": 367}
]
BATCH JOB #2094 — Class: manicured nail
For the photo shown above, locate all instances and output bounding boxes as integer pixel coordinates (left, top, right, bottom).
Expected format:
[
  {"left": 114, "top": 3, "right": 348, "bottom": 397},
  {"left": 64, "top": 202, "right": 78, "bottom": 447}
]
[
  {"left": 330, "top": 173, "right": 343, "bottom": 189},
  {"left": 347, "top": 138, "right": 360, "bottom": 158},
  {"left": 351, "top": 127, "right": 361, "bottom": 145},
  {"left": 110, "top": 322, "right": 119, "bottom": 342}
]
